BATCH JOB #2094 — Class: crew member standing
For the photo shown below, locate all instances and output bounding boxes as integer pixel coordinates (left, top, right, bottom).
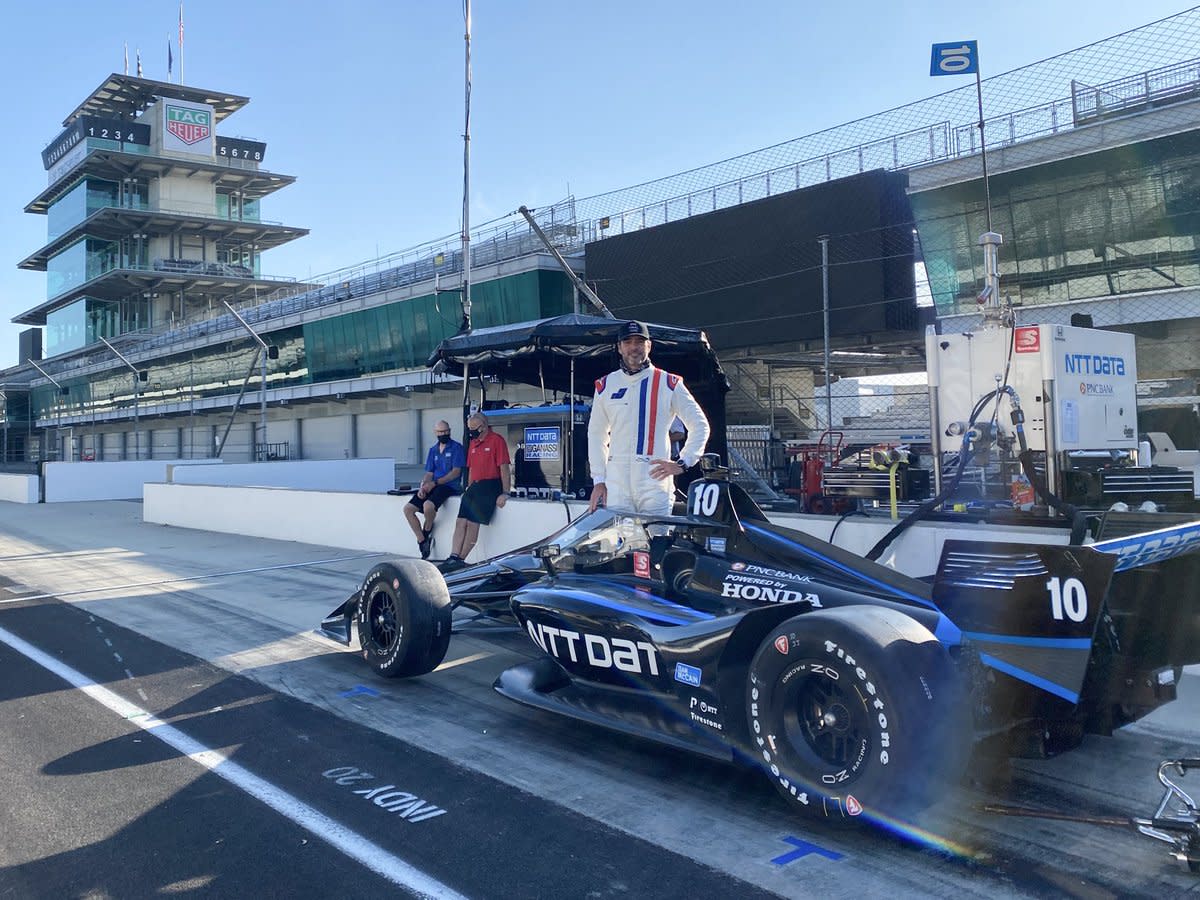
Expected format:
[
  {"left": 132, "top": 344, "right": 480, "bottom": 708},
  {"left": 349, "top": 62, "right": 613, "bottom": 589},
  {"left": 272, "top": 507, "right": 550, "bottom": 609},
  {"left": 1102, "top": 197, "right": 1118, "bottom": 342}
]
[
  {"left": 587, "top": 321, "right": 710, "bottom": 516},
  {"left": 441, "top": 412, "right": 511, "bottom": 571}
]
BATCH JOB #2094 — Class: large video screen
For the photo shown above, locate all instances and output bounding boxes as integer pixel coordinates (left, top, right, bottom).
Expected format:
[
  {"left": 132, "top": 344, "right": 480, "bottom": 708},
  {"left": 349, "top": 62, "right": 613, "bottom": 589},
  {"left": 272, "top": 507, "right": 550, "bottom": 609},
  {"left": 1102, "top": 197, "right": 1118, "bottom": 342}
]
[{"left": 583, "top": 169, "right": 917, "bottom": 352}]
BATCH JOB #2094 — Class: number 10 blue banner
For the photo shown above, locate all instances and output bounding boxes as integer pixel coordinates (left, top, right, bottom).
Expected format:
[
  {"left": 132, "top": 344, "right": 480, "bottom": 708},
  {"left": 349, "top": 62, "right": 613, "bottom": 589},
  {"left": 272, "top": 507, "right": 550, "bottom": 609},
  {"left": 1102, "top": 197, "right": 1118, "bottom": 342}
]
[{"left": 930, "top": 41, "right": 979, "bottom": 76}]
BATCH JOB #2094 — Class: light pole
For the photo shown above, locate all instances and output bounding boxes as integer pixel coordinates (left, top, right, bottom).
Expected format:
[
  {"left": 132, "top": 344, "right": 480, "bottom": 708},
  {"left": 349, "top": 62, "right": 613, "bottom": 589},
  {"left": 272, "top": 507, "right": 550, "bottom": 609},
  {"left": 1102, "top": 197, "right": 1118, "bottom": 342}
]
[
  {"left": 99, "top": 336, "right": 143, "bottom": 459},
  {"left": 222, "top": 300, "right": 269, "bottom": 459},
  {"left": 28, "top": 359, "right": 66, "bottom": 461}
]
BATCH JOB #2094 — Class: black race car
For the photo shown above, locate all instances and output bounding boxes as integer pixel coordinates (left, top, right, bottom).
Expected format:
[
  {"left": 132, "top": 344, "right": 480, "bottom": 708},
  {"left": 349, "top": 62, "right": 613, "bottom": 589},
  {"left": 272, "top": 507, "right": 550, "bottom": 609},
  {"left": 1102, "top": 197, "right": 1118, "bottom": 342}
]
[{"left": 320, "top": 461, "right": 1200, "bottom": 825}]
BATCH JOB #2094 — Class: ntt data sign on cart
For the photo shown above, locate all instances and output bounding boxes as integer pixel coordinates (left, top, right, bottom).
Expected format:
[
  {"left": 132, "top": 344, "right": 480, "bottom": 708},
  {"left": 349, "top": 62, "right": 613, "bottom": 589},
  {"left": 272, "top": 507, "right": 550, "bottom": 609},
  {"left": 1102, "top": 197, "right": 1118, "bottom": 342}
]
[
  {"left": 524, "top": 426, "right": 560, "bottom": 461},
  {"left": 163, "top": 101, "right": 214, "bottom": 154}
]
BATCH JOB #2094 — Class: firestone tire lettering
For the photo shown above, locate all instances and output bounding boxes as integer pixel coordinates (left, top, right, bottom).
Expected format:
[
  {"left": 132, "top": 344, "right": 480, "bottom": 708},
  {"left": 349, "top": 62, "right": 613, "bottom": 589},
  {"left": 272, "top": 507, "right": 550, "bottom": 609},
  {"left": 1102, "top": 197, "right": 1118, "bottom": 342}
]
[
  {"left": 744, "top": 607, "right": 966, "bottom": 822},
  {"left": 356, "top": 560, "right": 452, "bottom": 678}
]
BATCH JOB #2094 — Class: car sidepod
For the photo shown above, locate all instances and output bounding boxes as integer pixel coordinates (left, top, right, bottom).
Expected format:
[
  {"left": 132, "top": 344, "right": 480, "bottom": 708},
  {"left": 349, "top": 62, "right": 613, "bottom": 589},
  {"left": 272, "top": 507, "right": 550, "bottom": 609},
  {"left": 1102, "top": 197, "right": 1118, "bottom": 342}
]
[{"left": 497, "top": 575, "right": 752, "bottom": 761}]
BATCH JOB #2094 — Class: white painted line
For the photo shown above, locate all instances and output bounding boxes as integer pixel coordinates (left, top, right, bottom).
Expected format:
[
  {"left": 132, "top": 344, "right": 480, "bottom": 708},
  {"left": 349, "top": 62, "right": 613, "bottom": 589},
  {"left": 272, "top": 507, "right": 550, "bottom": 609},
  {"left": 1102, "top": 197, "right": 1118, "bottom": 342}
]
[
  {"left": 0, "top": 624, "right": 467, "bottom": 900},
  {"left": 434, "top": 651, "right": 493, "bottom": 672},
  {"left": 0, "top": 553, "right": 381, "bottom": 606}
]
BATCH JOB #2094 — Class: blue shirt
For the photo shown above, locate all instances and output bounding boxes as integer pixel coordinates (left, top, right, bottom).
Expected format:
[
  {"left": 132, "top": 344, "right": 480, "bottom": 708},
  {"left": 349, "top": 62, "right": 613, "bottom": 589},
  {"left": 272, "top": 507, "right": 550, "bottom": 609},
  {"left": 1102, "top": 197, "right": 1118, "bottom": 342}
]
[{"left": 425, "top": 439, "right": 466, "bottom": 488}]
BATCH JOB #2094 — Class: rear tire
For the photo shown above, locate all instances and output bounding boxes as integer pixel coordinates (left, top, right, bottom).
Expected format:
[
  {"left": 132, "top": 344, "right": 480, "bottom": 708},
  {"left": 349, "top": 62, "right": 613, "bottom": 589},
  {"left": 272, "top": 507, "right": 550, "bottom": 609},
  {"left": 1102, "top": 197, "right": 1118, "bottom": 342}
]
[
  {"left": 745, "top": 606, "right": 967, "bottom": 823},
  {"left": 356, "top": 560, "right": 452, "bottom": 678}
]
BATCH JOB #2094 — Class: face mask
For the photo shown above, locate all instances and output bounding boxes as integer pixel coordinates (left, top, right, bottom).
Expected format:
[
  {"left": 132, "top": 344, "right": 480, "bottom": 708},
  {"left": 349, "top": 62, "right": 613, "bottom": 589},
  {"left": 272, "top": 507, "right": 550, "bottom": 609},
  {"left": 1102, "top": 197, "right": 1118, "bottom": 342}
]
[
  {"left": 467, "top": 428, "right": 481, "bottom": 440},
  {"left": 437, "top": 434, "right": 451, "bottom": 445}
]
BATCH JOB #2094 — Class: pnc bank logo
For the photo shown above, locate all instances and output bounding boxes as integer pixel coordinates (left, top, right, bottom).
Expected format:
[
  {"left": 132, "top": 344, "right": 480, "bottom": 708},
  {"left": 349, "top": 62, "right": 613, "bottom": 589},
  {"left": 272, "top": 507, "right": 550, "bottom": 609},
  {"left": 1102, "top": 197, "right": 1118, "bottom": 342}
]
[{"left": 166, "top": 105, "right": 211, "bottom": 145}]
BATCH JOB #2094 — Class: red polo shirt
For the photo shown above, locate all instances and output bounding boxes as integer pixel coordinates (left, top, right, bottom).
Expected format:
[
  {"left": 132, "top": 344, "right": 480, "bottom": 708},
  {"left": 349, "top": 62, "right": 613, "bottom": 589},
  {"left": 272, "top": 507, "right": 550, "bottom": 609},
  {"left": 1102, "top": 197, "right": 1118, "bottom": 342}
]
[{"left": 467, "top": 430, "right": 510, "bottom": 482}]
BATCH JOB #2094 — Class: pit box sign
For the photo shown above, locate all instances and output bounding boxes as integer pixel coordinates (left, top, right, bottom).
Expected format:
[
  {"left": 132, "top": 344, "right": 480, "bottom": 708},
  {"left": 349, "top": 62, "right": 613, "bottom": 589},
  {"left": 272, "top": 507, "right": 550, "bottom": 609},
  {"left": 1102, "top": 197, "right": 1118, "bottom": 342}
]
[
  {"left": 162, "top": 100, "right": 214, "bottom": 155},
  {"left": 930, "top": 41, "right": 978, "bottom": 76},
  {"left": 524, "top": 426, "right": 560, "bottom": 461}
]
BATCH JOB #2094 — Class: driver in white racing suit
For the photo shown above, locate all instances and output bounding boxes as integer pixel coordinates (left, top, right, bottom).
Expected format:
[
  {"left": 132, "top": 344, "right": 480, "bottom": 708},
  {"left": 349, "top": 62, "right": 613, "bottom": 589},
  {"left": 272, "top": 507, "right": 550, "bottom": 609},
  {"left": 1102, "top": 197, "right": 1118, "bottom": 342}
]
[{"left": 587, "top": 320, "right": 711, "bottom": 516}]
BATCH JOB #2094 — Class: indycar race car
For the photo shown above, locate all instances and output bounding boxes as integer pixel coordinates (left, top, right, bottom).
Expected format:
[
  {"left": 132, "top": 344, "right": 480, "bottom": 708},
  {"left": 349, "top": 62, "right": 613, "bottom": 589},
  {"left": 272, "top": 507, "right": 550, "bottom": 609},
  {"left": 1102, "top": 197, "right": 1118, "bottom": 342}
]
[{"left": 320, "top": 458, "right": 1200, "bottom": 827}]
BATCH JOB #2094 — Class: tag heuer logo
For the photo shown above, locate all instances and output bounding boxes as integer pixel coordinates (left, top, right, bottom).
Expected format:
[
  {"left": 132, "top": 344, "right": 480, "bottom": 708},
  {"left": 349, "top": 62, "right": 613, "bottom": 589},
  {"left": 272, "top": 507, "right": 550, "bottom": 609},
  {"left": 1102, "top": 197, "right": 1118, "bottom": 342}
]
[{"left": 166, "top": 105, "right": 211, "bottom": 145}]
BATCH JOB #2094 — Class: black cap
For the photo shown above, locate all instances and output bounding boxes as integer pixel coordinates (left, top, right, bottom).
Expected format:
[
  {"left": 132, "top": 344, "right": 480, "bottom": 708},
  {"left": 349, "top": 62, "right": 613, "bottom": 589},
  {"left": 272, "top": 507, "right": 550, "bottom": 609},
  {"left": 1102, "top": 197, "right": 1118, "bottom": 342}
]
[{"left": 619, "top": 320, "right": 650, "bottom": 339}]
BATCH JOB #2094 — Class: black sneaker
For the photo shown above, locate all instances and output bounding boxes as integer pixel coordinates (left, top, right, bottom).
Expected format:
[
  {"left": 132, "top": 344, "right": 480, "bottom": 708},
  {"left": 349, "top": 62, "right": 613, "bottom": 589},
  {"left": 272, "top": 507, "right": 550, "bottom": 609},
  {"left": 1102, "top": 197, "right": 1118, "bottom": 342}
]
[
  {"left": 418, "top": 537, "right": 431, "bottom": 560},
  {"left": 438, "top": 555, "right": 465, "bottom": 573}
]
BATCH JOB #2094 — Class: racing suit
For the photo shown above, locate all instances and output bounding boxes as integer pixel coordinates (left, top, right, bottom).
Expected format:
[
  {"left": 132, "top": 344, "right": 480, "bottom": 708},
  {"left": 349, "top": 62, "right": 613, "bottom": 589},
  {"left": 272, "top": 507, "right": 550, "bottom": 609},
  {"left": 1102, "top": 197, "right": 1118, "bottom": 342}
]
[{"left": 588, "top": 364, "right": 710, "bottom": 515}]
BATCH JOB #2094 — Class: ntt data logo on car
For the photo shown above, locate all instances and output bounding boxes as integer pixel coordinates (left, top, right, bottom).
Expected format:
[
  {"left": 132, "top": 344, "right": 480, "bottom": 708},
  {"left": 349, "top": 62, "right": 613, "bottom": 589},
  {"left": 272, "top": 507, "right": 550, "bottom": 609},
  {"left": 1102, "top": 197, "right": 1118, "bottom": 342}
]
[{"left": 674, "top": 662, "right": 702, "bottom": 687}]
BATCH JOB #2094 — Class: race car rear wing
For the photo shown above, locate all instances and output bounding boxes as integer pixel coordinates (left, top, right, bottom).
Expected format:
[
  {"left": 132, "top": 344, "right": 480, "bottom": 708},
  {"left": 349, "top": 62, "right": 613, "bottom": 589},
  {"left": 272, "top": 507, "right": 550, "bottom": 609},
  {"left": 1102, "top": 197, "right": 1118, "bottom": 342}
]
[
  {"left": 933, "top": 516, "right": 1200, "bottom": 711},
  {"left": 1093, "top": 516, "right": 1200, "bottom": 572},
  {"left": 933, "top": 542, "right": 1117, "bottom": 705}
]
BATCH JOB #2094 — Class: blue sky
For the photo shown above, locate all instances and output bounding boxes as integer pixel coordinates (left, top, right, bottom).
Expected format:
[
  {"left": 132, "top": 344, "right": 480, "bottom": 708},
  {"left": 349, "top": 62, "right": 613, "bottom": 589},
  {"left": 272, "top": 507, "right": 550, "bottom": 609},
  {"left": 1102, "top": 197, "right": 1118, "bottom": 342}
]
[{"left": 0, "top": 1, "right": 1193, "bottom": 368}]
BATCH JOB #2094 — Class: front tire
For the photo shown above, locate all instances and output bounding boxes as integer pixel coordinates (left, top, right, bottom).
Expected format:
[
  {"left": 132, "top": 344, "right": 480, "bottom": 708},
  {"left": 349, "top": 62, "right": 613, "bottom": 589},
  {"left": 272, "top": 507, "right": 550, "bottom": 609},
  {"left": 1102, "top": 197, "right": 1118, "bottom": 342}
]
[
  {"left": 356, "top": 560, "right": 452, "bottom": 678},
  {"left": 745, "top": 606, "right": 967, "bottom": 822}
]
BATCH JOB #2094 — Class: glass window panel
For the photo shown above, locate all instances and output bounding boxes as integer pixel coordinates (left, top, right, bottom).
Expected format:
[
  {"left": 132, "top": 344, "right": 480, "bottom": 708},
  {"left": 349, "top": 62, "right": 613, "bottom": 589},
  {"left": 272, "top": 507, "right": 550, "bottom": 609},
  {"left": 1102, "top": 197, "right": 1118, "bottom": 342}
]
[
  {"left": 47, "top": 240, "right": 87, "bottom": 298},
  {"left": 47, "top": 181, "right": 87, "bottom": 241}
]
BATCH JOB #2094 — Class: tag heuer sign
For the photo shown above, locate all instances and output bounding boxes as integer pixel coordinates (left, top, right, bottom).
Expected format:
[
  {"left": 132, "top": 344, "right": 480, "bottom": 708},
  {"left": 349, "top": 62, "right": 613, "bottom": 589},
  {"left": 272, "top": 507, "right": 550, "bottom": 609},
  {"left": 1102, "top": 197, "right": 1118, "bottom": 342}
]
[{"left": 166, "top": 104, "right": 211, "bottom": 144}]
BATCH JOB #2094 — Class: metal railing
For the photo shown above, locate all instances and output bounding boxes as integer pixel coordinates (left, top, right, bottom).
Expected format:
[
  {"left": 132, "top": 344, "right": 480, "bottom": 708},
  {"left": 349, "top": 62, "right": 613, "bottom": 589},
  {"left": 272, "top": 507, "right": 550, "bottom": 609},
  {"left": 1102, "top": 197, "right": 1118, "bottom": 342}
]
[
  {"left": 254, "top": 441, "right": 290, "bottom": 461},
  {"left": 726, "top": 360, "right": 818, "bottom": 430},
  {"left": 588, "top": 54, "right": 1200, "bottom": 241},
  {"left": 1073, "top": 57, "right": 1200, "bottom": 123}
]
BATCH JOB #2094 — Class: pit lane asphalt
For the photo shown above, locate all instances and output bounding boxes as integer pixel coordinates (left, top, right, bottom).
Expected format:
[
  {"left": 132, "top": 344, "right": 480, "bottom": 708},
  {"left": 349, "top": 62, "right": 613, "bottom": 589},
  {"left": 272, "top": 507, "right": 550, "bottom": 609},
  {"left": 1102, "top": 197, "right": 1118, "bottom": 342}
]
[
  {"left": 0, "top": 594, "right": 775, "bottom": 899},
  {"left": 0, "top": 500, "right": 1198, "bottom": 898}
]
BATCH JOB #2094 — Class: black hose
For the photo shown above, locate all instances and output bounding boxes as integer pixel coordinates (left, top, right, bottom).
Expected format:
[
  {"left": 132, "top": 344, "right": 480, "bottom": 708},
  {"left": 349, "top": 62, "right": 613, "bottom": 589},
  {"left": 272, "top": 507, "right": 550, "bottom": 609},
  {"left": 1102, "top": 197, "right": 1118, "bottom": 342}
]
[
  {"left": 866, "top": 387, "right": 1004, "bottom": 562},
  {"left": 866, "top": 438, "right": 975, "bottom": 561},
  {"left": 1017, "top": 449, "right": 1088, "bottom": 544},
  {"left": 828, "top": 503, "right": 868, "bottom": 546}
]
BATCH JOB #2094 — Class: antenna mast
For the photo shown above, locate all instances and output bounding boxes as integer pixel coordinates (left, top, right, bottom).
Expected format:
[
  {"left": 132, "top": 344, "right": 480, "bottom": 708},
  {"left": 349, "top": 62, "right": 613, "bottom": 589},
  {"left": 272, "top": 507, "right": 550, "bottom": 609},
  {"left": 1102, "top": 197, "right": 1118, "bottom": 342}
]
[{"left": 460, "top": 0, "right": 472, "bottom": 330}]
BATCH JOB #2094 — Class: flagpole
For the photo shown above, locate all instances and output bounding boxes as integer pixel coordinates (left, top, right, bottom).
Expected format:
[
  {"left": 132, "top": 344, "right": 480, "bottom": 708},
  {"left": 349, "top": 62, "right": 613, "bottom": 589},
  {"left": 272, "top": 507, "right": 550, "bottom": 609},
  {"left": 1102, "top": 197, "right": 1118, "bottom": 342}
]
[
  {"left": 975, "top": 65, "right": 993, "bottom": 235},
  {"left": 179, "top": 2, "right": 185, "bottom": 85},
  {"left": 460, "top": 0, "right": 472, "bottom": 331}
]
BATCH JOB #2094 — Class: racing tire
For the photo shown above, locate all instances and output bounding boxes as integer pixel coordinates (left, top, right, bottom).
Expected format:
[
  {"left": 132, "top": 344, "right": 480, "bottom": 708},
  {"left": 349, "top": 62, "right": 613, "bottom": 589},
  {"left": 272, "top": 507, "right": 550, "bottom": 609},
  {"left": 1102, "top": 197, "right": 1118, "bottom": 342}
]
[
  {"left": 356, "top": 560, "right": 452, "bottom": 678},
  {"left": 745, "top": 606, "right": 968, "bottom": 823}
]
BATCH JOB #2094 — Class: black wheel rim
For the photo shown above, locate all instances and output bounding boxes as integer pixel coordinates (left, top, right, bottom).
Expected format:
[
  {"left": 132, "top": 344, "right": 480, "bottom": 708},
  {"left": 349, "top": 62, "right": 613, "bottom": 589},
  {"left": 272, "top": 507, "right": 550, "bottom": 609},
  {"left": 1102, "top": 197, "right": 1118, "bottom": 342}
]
[
  {"left": 786, "top": 668, "right": 867, "bottom": 770},
  {"left": 367, "top": 588, "right": 399, "bottom": 651}
]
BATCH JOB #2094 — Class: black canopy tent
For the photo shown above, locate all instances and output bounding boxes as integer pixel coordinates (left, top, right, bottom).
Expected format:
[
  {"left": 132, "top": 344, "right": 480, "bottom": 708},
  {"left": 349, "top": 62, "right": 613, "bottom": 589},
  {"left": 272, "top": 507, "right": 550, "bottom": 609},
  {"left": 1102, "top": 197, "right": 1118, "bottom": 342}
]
[{"left": 427, "top": 313, "right": 729, "bottom": 489}]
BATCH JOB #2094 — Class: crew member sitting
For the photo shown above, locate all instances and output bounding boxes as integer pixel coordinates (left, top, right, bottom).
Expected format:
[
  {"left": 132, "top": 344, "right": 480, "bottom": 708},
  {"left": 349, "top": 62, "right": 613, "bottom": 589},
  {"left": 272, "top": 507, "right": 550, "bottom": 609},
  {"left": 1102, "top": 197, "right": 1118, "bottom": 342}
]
[{"left": 405, "top": 420, "right": 464, "bottom": 559}]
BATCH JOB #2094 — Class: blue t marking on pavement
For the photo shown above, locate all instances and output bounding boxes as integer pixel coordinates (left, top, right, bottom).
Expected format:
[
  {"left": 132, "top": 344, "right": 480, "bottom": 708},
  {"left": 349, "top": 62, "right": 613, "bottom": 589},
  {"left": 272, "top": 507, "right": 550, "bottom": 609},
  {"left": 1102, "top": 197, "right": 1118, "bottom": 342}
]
[
  {"left": 339, "top": 684, "right": 381, "bottom": 699},
  {"left": 771, "top": 836, "right": 844, "bottom": 865}
]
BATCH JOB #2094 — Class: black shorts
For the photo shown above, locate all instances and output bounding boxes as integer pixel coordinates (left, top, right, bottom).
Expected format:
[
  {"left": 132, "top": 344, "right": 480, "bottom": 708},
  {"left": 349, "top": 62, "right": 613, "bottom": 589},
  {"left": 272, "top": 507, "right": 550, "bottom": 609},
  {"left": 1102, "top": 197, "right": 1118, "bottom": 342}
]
[
  {"left": 408, "top": 483, "right": 457, "bottom": 510},
  {"left": 458, "top": 479, "right": 503, "bottom": 524}
]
